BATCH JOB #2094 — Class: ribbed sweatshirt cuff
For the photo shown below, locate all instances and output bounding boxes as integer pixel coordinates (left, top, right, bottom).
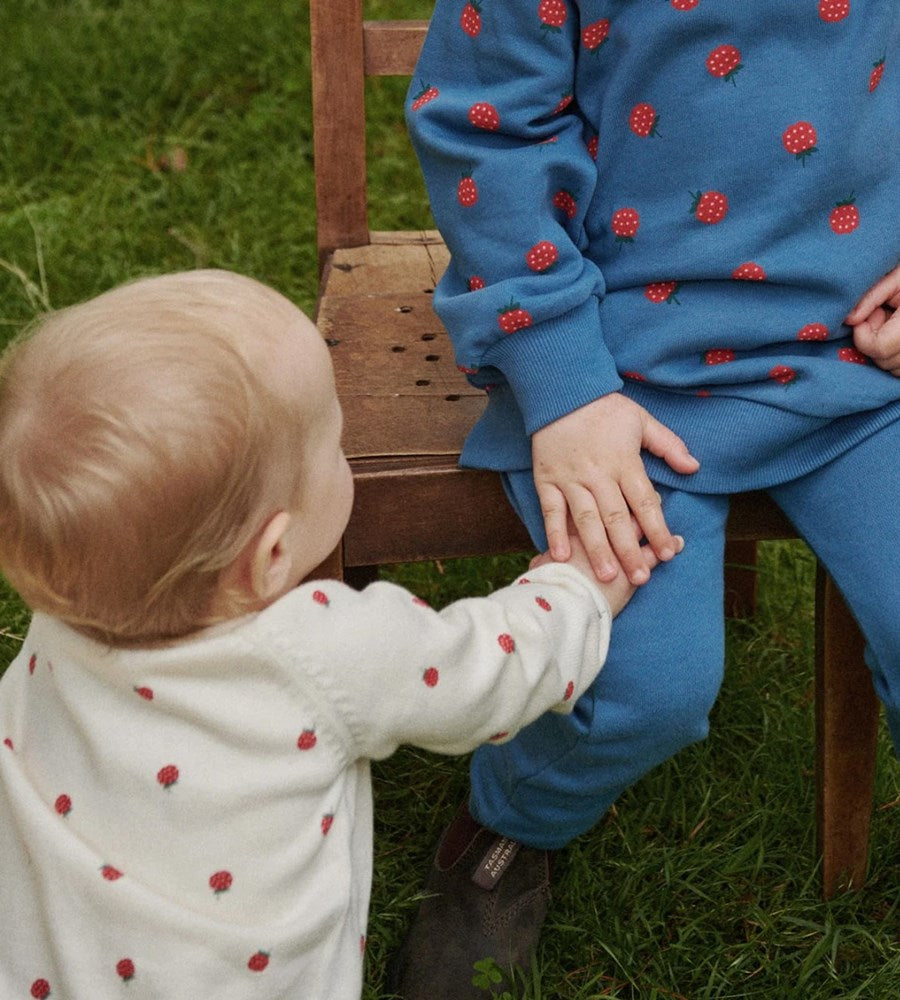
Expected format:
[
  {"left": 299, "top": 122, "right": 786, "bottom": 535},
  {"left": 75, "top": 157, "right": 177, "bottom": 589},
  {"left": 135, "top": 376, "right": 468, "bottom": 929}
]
[{"left": 485, "top": 300, "right": 623, "bottom": 435}]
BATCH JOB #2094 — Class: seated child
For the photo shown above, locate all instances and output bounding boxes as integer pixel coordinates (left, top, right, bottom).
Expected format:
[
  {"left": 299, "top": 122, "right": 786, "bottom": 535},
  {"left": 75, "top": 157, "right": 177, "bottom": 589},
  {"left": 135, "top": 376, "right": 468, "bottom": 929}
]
[{"left": 0, "top": 270, "right": 673, "bottom": 999}]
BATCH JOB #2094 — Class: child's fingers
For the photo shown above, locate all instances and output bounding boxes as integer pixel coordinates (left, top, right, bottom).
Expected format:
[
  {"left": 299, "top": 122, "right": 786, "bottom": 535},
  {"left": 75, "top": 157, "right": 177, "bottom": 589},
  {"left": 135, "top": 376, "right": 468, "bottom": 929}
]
[
  {"left": 854, "top": 311, "right": 900, "bottom": 375},
  {"left": 638, "top": 534, "right": 683, "bottom": 574},
  {"left": 536, "top": 483, "right": 572, "bottom": 564},
  {"left": 845, "top": 266, "right": 900, "bottom": 323}
]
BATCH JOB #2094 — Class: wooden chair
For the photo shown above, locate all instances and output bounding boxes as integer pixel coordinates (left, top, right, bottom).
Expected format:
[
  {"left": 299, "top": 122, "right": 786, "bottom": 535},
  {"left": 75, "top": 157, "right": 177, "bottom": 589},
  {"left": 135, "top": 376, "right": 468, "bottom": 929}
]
[{"left": 309, "top": 0, "right": 880, "bottom": 898}]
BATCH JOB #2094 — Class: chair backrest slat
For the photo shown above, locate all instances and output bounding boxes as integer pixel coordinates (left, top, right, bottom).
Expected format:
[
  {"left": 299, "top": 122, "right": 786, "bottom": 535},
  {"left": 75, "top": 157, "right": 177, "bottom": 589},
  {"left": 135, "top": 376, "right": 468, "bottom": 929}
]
[
  {"left": 310, "top": 2, "right": 429, "bottom": 265},
  {"left": 364, "top": 20, "right": 429, "bottom": 76}
]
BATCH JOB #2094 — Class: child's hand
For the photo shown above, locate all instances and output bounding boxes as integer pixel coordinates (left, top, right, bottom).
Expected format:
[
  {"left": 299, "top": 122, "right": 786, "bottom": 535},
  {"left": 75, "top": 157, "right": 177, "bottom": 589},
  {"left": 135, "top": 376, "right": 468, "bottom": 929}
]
[
  {"left": 846, "top": 263, "right": 900, "bottom": 376},
  {"left": 529, "top": 533, "right": 683, "bottom": 617},
  {"left": 531, "top": 393, "right": 699, "bottom": 587}
]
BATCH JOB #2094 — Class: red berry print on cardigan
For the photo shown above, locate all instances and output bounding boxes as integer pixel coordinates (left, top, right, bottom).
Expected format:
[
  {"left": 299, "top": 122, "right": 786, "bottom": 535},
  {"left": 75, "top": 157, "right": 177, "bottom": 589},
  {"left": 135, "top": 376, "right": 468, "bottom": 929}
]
[
  {"left": 116, "top": 958, "right": 135, "bottom": 982},
  {"left": 321, "top": 813, "right": 334, "bottom": 836},
  {"left": 586, "top": 133, "right": 599, "bottom": 159},
  {"left": 830, "top": 197, "right": 859, "bottom": 234},
  {"left": 411, "top": 83, "right": 439, "bottom": 112},
  {"left": 457, "top": 171, "right": 478, "bottom": 207},
  {"left": 798, "top": 322, "right": 829, "bottom": 341},
  {"left": 691, "top": 190, "right": 728, "bottom": 224},
  {"left": 460, "top": 1, "right": 482, "bottom": 37},
  {"left": 645, "top": 281, "right": 680, "bottom": 304},
  {"left": 769, "top": 365, "right": 797, "bottom": 385},
  {"left": 838, "top": 346, "right": 868, "bottom": 364},
  {"left": 55, "top": 794, "right": 72, "bottom": 817},
  {"left": 782, "top": 121, "right": 818, "bottom": 164},
  {"left": 538, "top": 0, "right": 567, "bottom": 33},
  {"left": 535, "top": 596, "right": 552, "bottom": 611},
  {"left": 526, "top": 241, "right": 559, "bottom": 272},
  {"left": 489, "top": 731, "right": 510, "bottom": 742},
  {"left": 581, "top": 19, "right": 610, "bottom": 52},
  {"left": 623, "top": 371, "right": 647, "bottom": 382},
  {"left": 101, "top": 864, "right": 123, "bottom": 881},
  {"left": 563, "top": 680, "right": 575, "bottom": 701},
  {"left": 133, "top": 685, "right": 154, "bottom": 700},
  {"left": 297, "top": 728, "right": 317, "bottom": 751},
  {"left": 157, "top": 764, "right": 179, "bottom": 789},
  {"left": 869, "top": 57, "right": 885, "bottom": 93},
  {"left": 498, "top": 633, "right": 516, "bottom": 654},
  {"left": 705, "top": 349, "right": 736, "bottom": 365},
  {"left": 29, "top": 653, "right": 37, "bottom": 674},
  {"left": 733, "top": 262, "right": 767, "bottom": 281},
  {"left": 671, "top": 0, "right": 700, "bottom": 9},
  {"left": 469, "top": 102, "right": 500, "bottom": 131},
  {"left": 248, "top": 950, "right": 270, "bottom": 972},
  {"left": 423, "top": 666, "right": 440, "bottom": 687},
  {"left": 209, "top": 870, "right": 233, "bottom": 894},
  {"left": 312, "top": 589, "right": 330, "bottom": 606},
  {"left": 629, "top": 103, "right": 660, "bottom": 138},
  {"left": 611, "top": 207, "right": 640, "bottom": 243},
  {"left": 706, "top": 45, "right": 743, "bottom": 84},
  {"left": 498, "top": 302, "right": 533, "bottom": 333},
  {"left": 30, "top": 980, "right": 51, "bottom": 999},
  {"left": 553, "top": 189, "right": 577, "bottom": 219},
  {"left": 468, "top": 275, "right": 486, "bottom": 292},
  {"left": 552, "top": 93, "right": 573, "bottom": 115},
  {"left": 818, "top": 0, "right": 850, "bottom": 22}
]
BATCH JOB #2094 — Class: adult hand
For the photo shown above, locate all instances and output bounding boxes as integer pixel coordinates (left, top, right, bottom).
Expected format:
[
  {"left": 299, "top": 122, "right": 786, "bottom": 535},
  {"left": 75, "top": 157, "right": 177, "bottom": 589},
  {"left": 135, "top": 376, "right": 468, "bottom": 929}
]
[
  {"left": 847, "top": 263, "right": 900, "bottom": 376},
  {"left": 531, "top": 393, "right": 699, "bottom": 585}
]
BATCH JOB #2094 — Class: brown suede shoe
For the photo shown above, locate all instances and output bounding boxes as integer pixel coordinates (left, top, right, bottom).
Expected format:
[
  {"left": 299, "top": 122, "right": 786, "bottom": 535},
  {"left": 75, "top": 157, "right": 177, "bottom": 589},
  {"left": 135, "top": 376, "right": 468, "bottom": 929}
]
[{"left": 386, "top": 801, "right": 553, "bottom": 999}]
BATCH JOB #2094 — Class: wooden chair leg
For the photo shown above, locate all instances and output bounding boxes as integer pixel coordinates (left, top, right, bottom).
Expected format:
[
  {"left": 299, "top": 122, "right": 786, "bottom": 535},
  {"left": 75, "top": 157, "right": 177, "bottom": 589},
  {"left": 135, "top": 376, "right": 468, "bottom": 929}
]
[
  {"left": 308, "top": 544, "right": 345, "bottom": 582},
  {"left": 724, "top": 539, "right": 758, "bottom": 618},
  {"left": 815, "top": 565, "right": 879, "bottom": 898},
  {"left": 306, "top": 543, "right": 377, "bottom": 590}
]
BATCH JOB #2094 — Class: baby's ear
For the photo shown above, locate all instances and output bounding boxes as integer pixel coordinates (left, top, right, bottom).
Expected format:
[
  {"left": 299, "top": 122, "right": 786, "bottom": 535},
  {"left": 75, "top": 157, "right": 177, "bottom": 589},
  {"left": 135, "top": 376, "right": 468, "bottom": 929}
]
[{"left": 246, "top": 510, "right": 294, "bottom": 604}]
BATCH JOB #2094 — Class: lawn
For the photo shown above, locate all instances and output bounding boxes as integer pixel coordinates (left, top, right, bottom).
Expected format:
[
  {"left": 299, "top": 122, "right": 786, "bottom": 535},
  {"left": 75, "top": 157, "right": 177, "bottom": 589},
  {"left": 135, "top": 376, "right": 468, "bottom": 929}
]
[{"left": 1, "top": 2, "right": 897, "bottom": 997}]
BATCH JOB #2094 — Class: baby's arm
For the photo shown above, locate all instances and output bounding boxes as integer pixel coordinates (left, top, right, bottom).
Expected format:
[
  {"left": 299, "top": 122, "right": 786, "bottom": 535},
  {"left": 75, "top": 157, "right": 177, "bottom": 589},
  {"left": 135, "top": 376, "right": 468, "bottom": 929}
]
[
  {"left": 529, "top": 530, "right": 682, "bottom": 616},
  {"left": 310, "top": 566, "right": 620, "bottom": 760},
  {"left": 846, "top": 262, "right": 900, "bottom": 376}
]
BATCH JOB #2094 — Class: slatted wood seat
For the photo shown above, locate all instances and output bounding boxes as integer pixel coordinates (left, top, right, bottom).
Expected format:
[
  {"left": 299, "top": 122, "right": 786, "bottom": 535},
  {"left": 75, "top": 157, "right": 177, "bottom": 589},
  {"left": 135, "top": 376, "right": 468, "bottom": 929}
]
[{"left": 309, "top": 0, "right": 880, "bottom": 898}]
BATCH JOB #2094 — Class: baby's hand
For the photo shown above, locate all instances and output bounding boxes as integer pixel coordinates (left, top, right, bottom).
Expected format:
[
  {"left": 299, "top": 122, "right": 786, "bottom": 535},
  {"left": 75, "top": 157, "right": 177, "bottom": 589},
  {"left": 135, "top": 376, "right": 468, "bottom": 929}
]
[
  {"left": 530, "top": 533, "right": 683, "bottom": 617},
  {"left": 846, "top": 263, "right": 900, "bottom": 376}
]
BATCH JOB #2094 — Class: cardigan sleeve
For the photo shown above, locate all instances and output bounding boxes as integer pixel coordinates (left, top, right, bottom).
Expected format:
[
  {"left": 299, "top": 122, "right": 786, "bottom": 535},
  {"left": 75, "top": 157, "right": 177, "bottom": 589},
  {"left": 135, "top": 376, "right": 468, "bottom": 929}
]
[
  {"left": 294, "top": 564, "right": 611, "bottom": 761},
  {"left": 406, "top": 0, "right": 622, "bottom": 435}
]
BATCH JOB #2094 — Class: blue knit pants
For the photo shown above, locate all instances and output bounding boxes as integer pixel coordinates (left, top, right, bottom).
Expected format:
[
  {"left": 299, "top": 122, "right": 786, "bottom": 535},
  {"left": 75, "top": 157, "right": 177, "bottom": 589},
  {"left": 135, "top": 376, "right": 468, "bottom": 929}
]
[{"left": 470, "top": 418, "right": 900, "bottom": 849}]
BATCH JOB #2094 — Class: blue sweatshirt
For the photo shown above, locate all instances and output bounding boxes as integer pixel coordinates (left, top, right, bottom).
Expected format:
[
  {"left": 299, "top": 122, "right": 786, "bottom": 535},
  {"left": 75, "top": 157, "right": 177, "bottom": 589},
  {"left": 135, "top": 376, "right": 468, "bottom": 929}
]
[{"left": 406, "top": 0, "right": 900, "bottom": 492}]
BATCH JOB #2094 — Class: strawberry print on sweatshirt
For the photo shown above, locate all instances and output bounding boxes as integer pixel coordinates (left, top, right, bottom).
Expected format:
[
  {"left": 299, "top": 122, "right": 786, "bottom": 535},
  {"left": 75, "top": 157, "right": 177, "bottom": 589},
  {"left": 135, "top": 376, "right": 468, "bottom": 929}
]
[{"left": 116, "top": 959, "right": 135, "bottom": 982}]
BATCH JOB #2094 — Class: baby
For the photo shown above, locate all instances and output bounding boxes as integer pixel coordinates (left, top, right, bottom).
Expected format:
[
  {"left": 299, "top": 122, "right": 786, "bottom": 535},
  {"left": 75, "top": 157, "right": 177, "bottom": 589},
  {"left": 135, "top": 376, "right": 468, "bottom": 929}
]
[{"left": 0, "top": 270, "right": 670, "bottom": 999}]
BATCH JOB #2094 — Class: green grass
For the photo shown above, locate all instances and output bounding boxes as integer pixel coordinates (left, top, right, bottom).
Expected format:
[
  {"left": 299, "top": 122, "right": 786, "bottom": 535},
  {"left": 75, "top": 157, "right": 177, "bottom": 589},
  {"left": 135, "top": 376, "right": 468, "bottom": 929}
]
[{"left": 1, "top": 3, "right": 898, "bottom": 998}]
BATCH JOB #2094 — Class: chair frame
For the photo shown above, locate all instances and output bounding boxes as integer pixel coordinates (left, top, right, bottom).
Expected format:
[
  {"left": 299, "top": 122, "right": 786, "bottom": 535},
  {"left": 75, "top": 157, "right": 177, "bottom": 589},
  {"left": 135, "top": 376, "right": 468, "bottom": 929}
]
[{"left": 309, "top": 0, "right": 880, "bottom": 898}]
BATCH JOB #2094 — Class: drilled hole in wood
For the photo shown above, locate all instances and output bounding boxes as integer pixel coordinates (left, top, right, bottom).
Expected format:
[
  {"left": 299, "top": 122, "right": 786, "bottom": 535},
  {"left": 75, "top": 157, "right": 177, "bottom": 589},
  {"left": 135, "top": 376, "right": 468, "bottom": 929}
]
[
  {"left": 421, "top": 333, "right": 436, "bottom": 341},
  {"left": 425, "top": 354, "right": 440, "bottom": 361},
  {"left": 396, "top": 305, "right": 413, "bottom": 313},
  {"left": 445, "top": 394, "right": 460, "bottom": 402},
  {"left": 391, "top": 345, "right": 405, "bottom": 353},
  {"left": 416, "top": 379, "right": 430, "bottom": 386}
]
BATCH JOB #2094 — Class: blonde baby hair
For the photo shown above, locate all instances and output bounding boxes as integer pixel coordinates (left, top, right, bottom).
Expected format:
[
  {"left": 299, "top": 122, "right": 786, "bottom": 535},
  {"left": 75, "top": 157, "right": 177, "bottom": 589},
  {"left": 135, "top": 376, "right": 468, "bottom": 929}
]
[{"left": 0, "top": 269, "right": 320, "bottom": 645}]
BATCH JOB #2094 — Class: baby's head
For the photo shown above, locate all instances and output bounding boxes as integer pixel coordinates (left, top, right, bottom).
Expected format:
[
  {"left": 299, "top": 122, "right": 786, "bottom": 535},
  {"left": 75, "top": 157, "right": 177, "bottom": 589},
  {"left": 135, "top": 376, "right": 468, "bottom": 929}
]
[{"left": 0, "top": 269, "right": 352, "bottom": 646}]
